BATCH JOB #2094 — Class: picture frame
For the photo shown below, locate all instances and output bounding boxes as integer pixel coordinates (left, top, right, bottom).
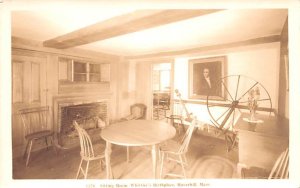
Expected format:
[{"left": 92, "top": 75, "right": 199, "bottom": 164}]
[{"left": 189, "top": 56, "right": 227, "bottom": 100}]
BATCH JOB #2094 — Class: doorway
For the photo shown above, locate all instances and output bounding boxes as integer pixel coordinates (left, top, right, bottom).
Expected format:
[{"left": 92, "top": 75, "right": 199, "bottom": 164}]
[{"left": 151, "top": 63, "right": 172, "bottom": 120}]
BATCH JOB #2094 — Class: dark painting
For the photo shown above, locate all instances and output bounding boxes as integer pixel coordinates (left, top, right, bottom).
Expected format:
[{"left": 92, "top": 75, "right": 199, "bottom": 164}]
[{"left": 189, "top": 56, "right": 226, "bottom": 100}]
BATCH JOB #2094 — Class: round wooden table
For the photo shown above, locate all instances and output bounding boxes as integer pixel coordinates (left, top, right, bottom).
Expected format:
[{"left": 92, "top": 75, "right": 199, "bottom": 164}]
[{"left": 101, "top": 120, "right": 176, "bottom": 179}]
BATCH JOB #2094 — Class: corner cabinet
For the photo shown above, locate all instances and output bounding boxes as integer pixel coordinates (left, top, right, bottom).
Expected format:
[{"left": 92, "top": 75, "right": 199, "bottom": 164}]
[{"left": 58, "top": 57, "right": 111, "bottom": 94}]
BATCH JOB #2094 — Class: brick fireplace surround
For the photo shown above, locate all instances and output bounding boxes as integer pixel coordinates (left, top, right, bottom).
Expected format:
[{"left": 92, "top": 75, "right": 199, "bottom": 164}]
[{"left": 53, "top": 95, "right": 110, "bottom": 148}]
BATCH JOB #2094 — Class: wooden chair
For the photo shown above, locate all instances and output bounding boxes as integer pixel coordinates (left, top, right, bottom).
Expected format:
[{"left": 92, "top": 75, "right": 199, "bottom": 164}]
[
  {"left": 74, "top": 121, "right": 105, "bottom": 179},
  {"left": 242, "top": 148, "right": 289, "bottom": 179},
  {"left": 153, "top": 93, "right": 170, "bottom": 120},
  {"left": 19, "top": 106, "right": 56, "bottom": 167},
  {"left": 159, "top": 117, "right": 197, "bottom": 179},
  {"left": 166, "top": 100, "right": 189, "bottom": 136},
  {"left": 268, "top": 148, "right": 289, "bottom": 179},
  {"left": 121, "top": 103, "right": 147, "bottom": 121}
]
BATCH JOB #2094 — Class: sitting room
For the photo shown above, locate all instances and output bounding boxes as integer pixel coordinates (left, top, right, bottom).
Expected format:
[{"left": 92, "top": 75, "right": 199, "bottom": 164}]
[{"left": 1, "top": 2, "right": 300, "bottom": 188}]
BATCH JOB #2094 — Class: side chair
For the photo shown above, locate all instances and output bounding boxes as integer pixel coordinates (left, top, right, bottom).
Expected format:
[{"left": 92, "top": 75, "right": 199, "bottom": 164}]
[
  {"left": 268, "top": 148, "right": 289, "bottom": 179},
  {"left": 166, "top": 101, "right": 185, "bottom": 135},
  {"left": 121, "top": 103, "right": 147, "bottom": 121},
  {"left": 159, "top": 117, "right": 197, "bottom": 179},
  {"left": 241, "top": 148, "right": 289, "bottom": 179},
  {"left": 74, "top": 121, "right": 106, "bottom": 179},
  {"left": 19, "top": 106, "right": 56, "bottom": 167}
]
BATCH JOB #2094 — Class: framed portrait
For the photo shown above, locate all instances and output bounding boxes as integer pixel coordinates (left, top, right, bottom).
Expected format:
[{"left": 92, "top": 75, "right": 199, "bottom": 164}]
[{"left": 189, "top": 56, "right": 227, "bottom": 100}]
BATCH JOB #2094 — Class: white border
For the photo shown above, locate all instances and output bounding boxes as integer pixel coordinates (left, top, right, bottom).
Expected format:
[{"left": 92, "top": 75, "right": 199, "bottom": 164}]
[{"left": 1, "top": 1, "right": 300, "bottom": 188}]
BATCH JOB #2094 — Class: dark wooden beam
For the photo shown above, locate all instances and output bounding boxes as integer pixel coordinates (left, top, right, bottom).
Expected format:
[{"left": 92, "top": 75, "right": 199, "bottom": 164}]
[{"left": 43, "top": 9, "right": 221, "bottom": 49}]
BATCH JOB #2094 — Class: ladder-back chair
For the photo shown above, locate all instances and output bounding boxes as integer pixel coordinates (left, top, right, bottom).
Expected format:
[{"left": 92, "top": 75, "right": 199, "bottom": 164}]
[
  {"left": 19, "top": 106, "right": 55, "bottom": 167},
  {"left": 159, "top": 117, "right": 197, "bottom": 179},
  {"left": 74, "top": 121, "right": 105, "bottom": 179}
]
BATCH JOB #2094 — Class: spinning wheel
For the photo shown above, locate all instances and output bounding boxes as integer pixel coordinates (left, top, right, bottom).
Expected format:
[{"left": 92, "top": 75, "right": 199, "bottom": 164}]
[{"left": 206, "top": 75, "right": 272, "bottom": 151}]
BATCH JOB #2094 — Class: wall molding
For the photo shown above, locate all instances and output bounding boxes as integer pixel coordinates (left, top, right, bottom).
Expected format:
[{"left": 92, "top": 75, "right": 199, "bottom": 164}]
[{"left": 12, "top": 36, "right": 120, "bottom": 62}]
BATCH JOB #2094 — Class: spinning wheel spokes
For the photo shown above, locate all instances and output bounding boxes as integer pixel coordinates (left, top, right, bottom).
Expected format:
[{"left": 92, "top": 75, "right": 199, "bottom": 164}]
[
  {"left": 234, "top": 75, "right": 240, "bottom": 100},
  {"left": 206, "top": 75, "right": 273, "bottom": 152},
  {"left": 237, "top": 81, "right": 259, "bottom": 101},
  {"left": 216, "top": 106, "right": 232, "bottom": 122},
  {"left": 207, "top": 75, "right": 272, "bottom": 131},
  {"left": 221, "top": 81, "right": 234, "bottom": 102}
]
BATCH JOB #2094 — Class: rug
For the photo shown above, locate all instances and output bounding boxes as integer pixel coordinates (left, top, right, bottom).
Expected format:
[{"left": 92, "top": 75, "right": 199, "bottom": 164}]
[{"left": 189, "top": 155, "right": 237, "bottom": 178}]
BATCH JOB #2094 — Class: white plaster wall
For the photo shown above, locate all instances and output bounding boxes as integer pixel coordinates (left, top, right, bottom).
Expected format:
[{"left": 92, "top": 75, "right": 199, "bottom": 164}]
[
  {"left": 227, "top": 43, "right": 280, "bottom": 109},
  {"left": 173, "top": 42, "right": 281, "bottom": 123}
]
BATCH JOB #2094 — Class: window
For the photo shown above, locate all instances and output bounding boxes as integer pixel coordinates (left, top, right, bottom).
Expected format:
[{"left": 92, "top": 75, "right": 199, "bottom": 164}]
[{"left": 152, "top": 63, "right": 171, "bottom": 92}]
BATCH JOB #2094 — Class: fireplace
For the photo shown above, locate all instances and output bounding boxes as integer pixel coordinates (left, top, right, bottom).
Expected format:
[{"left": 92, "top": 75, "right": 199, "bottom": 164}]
[{"left": 54, "top": 97, "right": 109, "bottom": 148}]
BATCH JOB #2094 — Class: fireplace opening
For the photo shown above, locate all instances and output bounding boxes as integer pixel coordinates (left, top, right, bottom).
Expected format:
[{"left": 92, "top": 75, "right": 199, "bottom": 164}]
[{"left": 58, "top": 101, "right": 108, "bottom": 147}]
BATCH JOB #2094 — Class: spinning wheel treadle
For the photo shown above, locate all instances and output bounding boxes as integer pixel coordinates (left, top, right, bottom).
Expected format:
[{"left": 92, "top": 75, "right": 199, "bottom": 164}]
[{"left": 206, "top": 75, "right": 272, "bottom": 152}]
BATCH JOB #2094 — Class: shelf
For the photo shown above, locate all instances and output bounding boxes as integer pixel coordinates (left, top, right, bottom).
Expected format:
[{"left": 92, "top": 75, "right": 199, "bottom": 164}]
[
  {"left": 58, "top": 57, "right": 110, "bottom": 83},
  {"left": 242, "top": 118, "right": 264, "bottom": 124}
]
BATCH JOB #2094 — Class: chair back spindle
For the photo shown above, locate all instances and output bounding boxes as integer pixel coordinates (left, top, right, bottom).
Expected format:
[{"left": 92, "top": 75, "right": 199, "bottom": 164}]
[
  {"left": 74, "top": 120, "right": 105, "bottom": 179},
  {"left": 20, "top": 106, "right": 50, "bottom": 137},
  {"left": 178, "top": 117, "right": 196, "bottom": 154},
  {"left": 74, "top": 121, "right": 95, "bottom": 158},
  {"left": 159, "top": 116, "right": 197, "bottom": 179},
  {"left": 268, "top": 148, "right": 289, "bottom": 179}
]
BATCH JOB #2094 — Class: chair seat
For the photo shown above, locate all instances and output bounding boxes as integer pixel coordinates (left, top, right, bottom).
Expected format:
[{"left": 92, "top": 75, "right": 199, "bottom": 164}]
[
  {"left": 160, "top": 139, "right": 181, "bottom": 153},
  {"left": 25, "top": 130, "right": 53, "bottom": 141},
  {"left": 92, "top": 142, "right": 106, "bottom": 157},
  {"left": 81, "top": 141, "right": 105, "bottom": 160}
]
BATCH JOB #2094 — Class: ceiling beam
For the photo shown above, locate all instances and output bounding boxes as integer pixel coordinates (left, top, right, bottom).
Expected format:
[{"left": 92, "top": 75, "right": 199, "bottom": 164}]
[
  {"left": 43, "top": 9, "right": 221, "bottom": 49},
  {"left": 124, "top": 35, "right": 281, "bottom": 60}
]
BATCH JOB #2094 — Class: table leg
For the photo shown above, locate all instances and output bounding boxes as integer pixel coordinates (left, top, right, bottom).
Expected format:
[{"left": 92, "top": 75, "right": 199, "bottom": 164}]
[
  {"left": 105, "top": 142, "right": 113, "bottom": 179},
  {"left": 151, "top": 144, "right": 158, "bottom": 179}
]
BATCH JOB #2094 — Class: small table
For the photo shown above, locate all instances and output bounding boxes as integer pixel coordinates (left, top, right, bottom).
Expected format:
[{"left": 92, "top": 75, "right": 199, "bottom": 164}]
[
  {"left": 235, "top": 113, "right": 289, "bottom": 177},
  {"left": 101, "top": 120, "right": 176, "bottom": 179}
]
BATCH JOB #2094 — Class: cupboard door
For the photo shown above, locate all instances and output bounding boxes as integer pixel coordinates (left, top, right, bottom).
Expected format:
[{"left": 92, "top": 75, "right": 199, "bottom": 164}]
[
  {"left": 73, "top": 61, "right": 88, "bottom": 82},
  {"left": 12, "top": 55, "right": 47, "bottom": 157},
  {"left": 89, "top": 63, "right": 101, "bottom": 82}
]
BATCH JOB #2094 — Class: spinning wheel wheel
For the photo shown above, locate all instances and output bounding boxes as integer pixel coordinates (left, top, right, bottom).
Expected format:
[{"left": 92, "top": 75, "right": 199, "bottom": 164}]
[{"left": 206, "top": 75, "right": 272, "bottom": 151}]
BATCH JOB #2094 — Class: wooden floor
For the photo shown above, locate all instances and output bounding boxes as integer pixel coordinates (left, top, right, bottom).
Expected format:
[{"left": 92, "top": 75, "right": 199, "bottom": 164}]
[{"left": 13, "top": 130, "right": 239, "bottom": 179}]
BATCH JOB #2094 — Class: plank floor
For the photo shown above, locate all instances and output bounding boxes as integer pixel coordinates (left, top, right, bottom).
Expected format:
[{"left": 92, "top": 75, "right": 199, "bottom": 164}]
[{"left": 13, "top": 130, "right": 239, "bottom": 179}]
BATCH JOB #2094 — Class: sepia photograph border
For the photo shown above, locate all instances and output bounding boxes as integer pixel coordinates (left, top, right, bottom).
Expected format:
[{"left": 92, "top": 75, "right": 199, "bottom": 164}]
[{"left": 1, "top": 1, "right": 300, "bottom": 188}]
